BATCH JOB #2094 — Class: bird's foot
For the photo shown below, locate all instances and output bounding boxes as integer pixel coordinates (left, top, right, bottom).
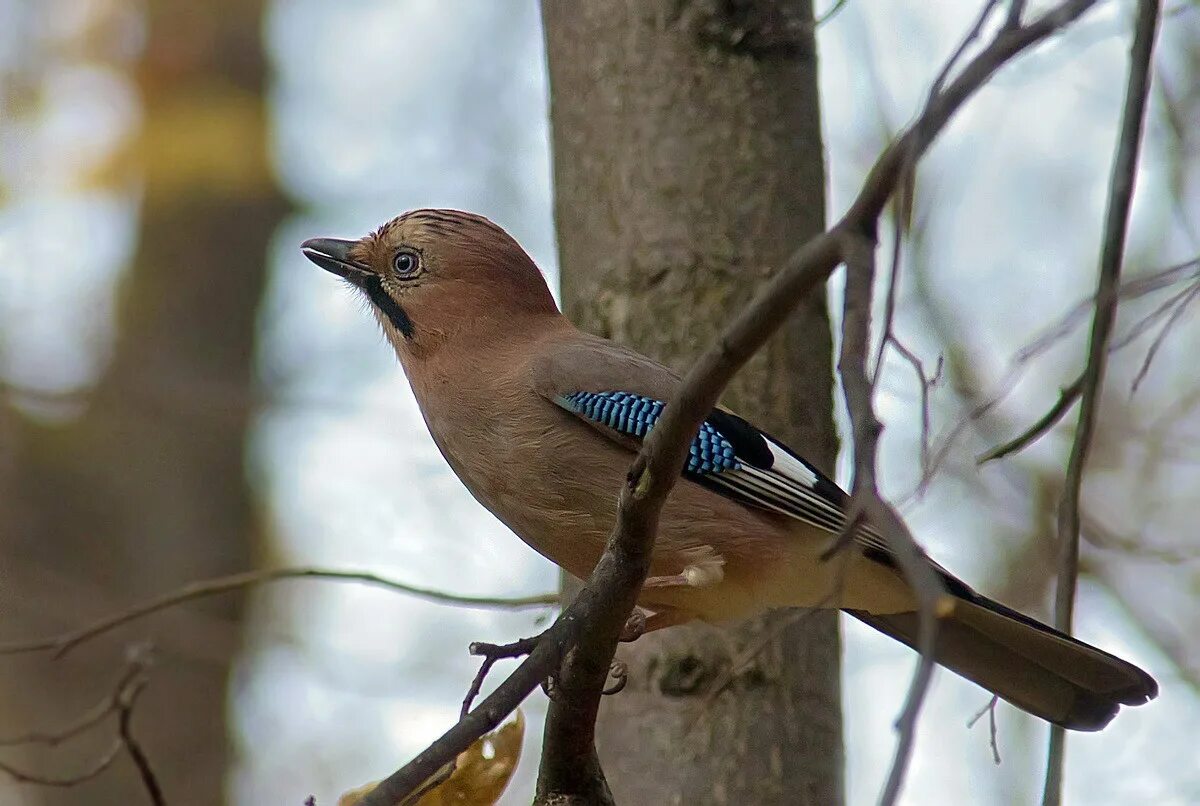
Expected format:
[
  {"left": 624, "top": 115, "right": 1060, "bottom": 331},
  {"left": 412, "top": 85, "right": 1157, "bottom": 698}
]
[
  {"left": 620, "top": 610, "right": 647, "bottom": 642},
  {"left": 604, "top": 661, "right": 628, "bottom": 695}
]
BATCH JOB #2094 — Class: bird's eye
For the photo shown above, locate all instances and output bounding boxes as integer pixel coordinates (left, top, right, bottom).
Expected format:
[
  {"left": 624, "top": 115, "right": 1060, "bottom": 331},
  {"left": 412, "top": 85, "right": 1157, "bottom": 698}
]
[{"left": 392, "top": 250, "right": 420, "bottom": 277}]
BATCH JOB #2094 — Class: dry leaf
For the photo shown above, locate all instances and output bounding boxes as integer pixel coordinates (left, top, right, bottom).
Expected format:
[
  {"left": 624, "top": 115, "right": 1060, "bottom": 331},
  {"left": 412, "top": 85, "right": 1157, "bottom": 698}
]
[{"left": 338, "top": 710, "right": 525, "bottom": 806}]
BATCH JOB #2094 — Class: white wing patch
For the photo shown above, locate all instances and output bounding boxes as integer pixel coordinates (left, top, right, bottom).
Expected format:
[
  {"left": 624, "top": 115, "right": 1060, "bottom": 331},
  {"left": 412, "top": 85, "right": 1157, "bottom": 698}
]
[
  {"left": 765, "top": 441, "right": 819, "bottom": 487},
  {"left": 705, "top": 433, "right": 894, "bottom": 562},
  {"left": 703, "top": 433, "right": 848, "bottom": 536}
]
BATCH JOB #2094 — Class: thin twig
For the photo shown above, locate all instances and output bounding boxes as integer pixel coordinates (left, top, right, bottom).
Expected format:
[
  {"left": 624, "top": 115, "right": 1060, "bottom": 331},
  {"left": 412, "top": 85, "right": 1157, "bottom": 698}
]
[
  {"left": 0, "top": 742, "right": 123, "bottom": 788},
  {"left": 1042, "top": 2, "right": 1161, "bottom": 804},
  {"left": 930, "top": 0, "right": 1005, "bottom": 98},
  {"left": 887, "top": 335, "right": 941, "bottom": 472},
  {"left": 840, "top": 231, "right": 948, "bottom": 806},
  {"left": 0, "top": 646, "right": 154, "bottom": 792},
  {"left": 967, "top": 695, "right": 1002, "bottom": 765},
  {"left": 0, "top": 567, "right": 557, "bottom": 659},
  {"left": 1109, "top": 277, "right": 1200, "bottom": 351},
  {"left": 1130, "top": 281, "right": 1200, "bottom": 395},
  {"left": 922, "top": 257, "right": 1199, "bottom": 486},
  {"left": 977, "top": 374, "right": 1085, "bottom": 463},
  {"left": 872, "top": 0, "right": 1004, "bottom": 391},
  {"left": 359, "top": 632, "right": 566, "bottom": 805},
  {"left": 0, "top": 661, "right": 144, "bottom": 747},
  {"left": 462, "top": 635, "right": 544, "bottom": 718},
  {"left": 872, "top": 212, "right": 907, "bottom": 388},
  {"left": 815, "top": 0, "right": 850, "bottom": 27},
  {"left": 116, "top": 677, "right": 162, "bottom": 806}
]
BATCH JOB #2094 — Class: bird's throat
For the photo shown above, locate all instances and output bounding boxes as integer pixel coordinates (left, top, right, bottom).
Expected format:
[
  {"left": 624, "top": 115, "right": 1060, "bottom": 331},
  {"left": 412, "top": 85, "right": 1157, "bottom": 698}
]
[{"left": 363, "top": 276, "right": 414, "bottom": 339}]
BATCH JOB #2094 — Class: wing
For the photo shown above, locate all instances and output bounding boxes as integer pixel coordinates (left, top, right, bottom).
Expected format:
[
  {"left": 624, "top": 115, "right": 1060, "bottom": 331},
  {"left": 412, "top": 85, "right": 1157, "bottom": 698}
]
[
  {"left": 553, "top": 389, "right": 860, "bottom": 541},
  {"left": 531, "top": 334, "right": 910, "bottom": 570}
]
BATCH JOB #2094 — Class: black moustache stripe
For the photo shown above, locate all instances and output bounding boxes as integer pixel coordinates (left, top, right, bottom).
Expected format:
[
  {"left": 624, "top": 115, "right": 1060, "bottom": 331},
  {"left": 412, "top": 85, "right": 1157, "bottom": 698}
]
[{"left": 364, "top": 276, "right": 414, "bottom": 339}]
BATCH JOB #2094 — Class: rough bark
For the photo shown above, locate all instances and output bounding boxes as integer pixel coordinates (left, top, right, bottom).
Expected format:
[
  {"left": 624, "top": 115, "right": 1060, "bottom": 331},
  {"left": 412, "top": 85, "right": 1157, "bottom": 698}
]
[
  {"left": 0, "top": 1, "right": 283, "bottom": 803},
  {"left": 541, "top": 1, "right": 842, "bottom": 803}
]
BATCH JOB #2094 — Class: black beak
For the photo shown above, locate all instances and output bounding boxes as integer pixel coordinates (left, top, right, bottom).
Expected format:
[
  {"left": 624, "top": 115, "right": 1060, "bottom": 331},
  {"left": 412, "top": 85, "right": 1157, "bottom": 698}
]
[{"left": 301, "top": 238, "right": 370, "bottom": 283}]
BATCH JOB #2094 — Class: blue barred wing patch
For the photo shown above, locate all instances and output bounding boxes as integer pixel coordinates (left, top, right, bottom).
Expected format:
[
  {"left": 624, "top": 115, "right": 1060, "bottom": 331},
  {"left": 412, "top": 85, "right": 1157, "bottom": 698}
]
[
  {"left": 556, "top": 389, "right": 926, "bottom": 573},
  {"left": 556, "top": 389, "right": 865, "bottom": 541},
  {"left": 559, "top": 391, "right": 741, "bottom": 475}
]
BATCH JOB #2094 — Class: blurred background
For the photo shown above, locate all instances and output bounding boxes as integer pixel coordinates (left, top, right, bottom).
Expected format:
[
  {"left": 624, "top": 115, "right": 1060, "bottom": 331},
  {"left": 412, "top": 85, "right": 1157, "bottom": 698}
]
[{"left": 0, "top": 0, "right": 1198, "bottom": 804}]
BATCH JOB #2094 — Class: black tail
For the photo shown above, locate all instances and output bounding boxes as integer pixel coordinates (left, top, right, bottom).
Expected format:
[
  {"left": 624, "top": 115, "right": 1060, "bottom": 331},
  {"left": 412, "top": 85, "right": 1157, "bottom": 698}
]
[{"left": 850, "top": 593, "right": 1158, "bottom": 731}]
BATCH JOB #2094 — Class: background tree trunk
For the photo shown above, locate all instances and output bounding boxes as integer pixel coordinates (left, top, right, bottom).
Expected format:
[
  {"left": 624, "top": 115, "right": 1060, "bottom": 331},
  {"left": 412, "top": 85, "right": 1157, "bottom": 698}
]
[
  {"left": 0, "top": 1, "right": 284, "bottom": 803},
  {"left": 541, "top": 1, "right": 842, "bottom": 803}
]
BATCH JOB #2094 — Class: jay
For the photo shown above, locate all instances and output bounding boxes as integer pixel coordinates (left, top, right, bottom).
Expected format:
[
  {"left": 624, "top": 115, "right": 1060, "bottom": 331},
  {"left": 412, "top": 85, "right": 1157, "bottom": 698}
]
[{"left": 302, "top": 208, "right": 1157, "bottom": 731}]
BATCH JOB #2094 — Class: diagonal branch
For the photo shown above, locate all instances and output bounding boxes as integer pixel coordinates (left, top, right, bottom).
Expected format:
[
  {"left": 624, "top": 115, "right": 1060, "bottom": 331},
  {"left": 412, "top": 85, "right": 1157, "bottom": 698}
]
[
  {"left": 1042, "top": 1, "right": 1162, "bottom": 804},
  {"left": 977, "top": 373, "right": 1085, "bottom": 464}
]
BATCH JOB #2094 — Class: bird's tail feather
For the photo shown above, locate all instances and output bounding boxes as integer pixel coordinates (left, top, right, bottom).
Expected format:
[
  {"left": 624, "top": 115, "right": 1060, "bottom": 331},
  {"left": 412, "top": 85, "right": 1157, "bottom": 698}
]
[{"left": 849, "top": 594, "right": 1158, "bottom": 731}]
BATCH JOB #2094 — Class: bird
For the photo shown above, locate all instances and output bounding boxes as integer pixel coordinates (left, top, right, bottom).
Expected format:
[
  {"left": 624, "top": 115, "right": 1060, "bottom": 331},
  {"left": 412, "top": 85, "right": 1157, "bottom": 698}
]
[{"left": 301, "top": 208, "right": 1157, "bottom": 731}]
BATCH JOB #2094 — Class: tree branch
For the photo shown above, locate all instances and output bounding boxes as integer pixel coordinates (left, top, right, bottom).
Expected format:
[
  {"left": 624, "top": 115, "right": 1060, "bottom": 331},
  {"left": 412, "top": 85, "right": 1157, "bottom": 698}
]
[
  {"left": 0, "top": 645, "right": 154, "bottom": 797},
  {"left": 977, "top": 373, "right": 1085, "bottom": 463},
  {"left": 839, "top": 232, "right": 950, "bottom": 806},
  {"left": 927, "top": 256, "right": 1198, "bottom": 482},
  {"left": 116, "top": 674, "right": 163, "bottom": 806},
  {"left": 0, "top": 567, "right": 557, "bottom": 659},
  {"left": 1042, "top": 1, "right": 1161, "bottom": 803}
]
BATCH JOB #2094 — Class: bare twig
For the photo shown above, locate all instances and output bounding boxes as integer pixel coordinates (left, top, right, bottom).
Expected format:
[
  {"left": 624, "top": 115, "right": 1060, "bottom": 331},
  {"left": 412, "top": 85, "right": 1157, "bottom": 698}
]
[
  {"left": 967, "top": 695, "right": 1002, "bottom": 765},
  {"left": 815, "top": 0, "right": 850, "bottom": 27},
  {"left": 1109, "top": 275, "right": 1200, "bottom": 351},
  {"left": 358, "top": 630, "right": 566, "bottom": 805},
  {"left": 927, "top": 257, "right": 1198, "bottom": 481},
  {"left": 0, "top": 742, "right": 123, "bottom": 788},
  {"left": 115, "top": 677, "right": 162, "bottom": 806},
  {"left": 887, "top": 335, "right": 942, "bottom": 472},
  {"left": 1042, "top": 2, "right": 1161, "bottom": 804},
  {"left": 0, "top": 567, "right": 557, "bottom": 659},
  {"left": 930, "top": 0, "right": 1005, "bottom": 98},
  {"left": 873, "top": 0, "right": 1004, "bottom": 390},
  {"left": 461, "top": 635, "right": 544, "bottom": 718},
  {"left": 1130, "top": 281, "right": 1200, "bottom": 395},
  {"left": 977, "top": 374, "right": 1084, "bottom": 463},
  {"left": 0, "top": 661, "right": 145, "bottom": 748},
  {"left": 872, "top": 212, "right": 907, "bottom": 388},
  {"left": 840, "top": 232, "right": 948, "bottom": 806},
  {"left": 0, "top": 646, "right": 154, "bottom": 793}
]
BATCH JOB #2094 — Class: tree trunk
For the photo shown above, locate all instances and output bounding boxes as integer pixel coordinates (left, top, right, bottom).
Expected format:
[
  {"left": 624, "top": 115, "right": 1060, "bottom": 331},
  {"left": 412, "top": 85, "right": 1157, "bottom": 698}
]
[
  {"left": 541, "top": 1, "right": 842, "bottom": 803},
  {"left": 0, "top": 1, "right": 284, "bottom": 803}
]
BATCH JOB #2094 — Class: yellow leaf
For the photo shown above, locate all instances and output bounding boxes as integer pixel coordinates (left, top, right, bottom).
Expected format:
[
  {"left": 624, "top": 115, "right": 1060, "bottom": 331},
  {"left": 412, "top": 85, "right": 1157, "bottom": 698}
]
[{"left": 339, "top": 710, "right": 525, "bottom": 806}]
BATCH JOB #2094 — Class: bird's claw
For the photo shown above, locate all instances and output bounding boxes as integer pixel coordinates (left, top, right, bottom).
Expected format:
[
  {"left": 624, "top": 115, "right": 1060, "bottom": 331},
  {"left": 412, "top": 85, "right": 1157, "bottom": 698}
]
[
  {"left": 620, "top": 610, "right": 647, "bottom": 642},
  {"left": 603, "top": 660, "right": 628, "bottom": 695}
]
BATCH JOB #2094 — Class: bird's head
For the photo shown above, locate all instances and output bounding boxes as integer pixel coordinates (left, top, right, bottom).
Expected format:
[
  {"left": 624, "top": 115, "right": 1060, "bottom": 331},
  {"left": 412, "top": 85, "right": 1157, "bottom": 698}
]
[{"left": 301, "top": 209, "right": 559, "bottom": 358}]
